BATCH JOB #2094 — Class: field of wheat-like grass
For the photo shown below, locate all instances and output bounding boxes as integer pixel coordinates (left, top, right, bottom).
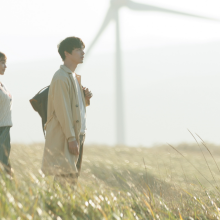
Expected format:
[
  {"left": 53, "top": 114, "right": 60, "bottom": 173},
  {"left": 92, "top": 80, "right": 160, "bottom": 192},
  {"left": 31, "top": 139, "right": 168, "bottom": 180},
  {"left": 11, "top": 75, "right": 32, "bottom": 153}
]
[{"left": 1, "top": 141, "right": 220, "bottom": 219}]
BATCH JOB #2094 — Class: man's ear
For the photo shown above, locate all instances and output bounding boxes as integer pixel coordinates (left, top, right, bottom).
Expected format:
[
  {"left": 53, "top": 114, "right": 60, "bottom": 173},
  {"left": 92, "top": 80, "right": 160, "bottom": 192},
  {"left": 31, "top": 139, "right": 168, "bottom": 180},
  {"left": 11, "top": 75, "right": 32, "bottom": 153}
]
[{"left": 64, "top": 51, "right": 69, "bottom": 59}]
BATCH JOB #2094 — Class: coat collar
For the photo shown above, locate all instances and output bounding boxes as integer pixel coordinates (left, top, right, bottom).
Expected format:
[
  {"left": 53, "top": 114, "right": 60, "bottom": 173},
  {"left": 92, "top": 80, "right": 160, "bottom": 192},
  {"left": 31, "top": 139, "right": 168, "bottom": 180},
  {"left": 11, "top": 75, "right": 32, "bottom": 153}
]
[
  {"left": 75, "top": 73, "right": 81, "bottom": 85},
  {"left": 60, "top": 65, "right": 82, "bottom": 86},
  {"left": 60, "top": 65, "right": 72, "bottom": 74}
]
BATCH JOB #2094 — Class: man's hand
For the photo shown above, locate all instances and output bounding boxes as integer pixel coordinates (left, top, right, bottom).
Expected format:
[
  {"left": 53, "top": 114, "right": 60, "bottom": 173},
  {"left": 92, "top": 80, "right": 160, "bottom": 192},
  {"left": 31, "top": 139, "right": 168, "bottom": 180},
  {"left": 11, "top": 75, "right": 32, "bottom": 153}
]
[
  {"left": 83, "top": 87, "right": 93, "bottom": 100},
  {"left": 68, "top": 140, "right": 79, "bottom": 155}
]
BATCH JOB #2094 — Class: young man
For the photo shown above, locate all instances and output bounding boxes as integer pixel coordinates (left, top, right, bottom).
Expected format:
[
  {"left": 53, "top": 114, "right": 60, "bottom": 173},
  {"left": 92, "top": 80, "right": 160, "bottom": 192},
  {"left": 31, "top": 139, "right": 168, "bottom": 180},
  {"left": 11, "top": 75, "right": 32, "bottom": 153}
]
[{"left": 41, "top": 37, "right": 92, "bottom": 186}]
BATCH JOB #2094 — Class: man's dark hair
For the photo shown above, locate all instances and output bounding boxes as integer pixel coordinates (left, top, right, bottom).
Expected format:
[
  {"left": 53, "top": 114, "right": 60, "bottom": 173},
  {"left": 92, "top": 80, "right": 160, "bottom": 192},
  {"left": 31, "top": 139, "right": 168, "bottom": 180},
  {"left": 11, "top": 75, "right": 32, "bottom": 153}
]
[
  {"left": 0, "top": 52, "right": 7, "bottom": 61},
  {"left": 58, "top": 37, "right": 85, "bottom": 61}
]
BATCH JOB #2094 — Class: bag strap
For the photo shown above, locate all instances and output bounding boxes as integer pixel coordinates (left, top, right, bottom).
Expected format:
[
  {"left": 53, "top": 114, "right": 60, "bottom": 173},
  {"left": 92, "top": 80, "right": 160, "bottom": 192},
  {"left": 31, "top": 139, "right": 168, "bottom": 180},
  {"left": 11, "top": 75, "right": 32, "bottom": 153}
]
[{"left": 37, "top": 86, "right": 49, "bottom": 95}]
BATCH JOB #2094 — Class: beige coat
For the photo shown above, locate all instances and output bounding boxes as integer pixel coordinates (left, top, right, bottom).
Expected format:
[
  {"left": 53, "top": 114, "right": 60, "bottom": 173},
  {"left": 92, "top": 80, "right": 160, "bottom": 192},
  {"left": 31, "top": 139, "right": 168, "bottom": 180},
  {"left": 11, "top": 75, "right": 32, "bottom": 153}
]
[{"left": 41, "top": 65, "right": 89, "bottom": 176}]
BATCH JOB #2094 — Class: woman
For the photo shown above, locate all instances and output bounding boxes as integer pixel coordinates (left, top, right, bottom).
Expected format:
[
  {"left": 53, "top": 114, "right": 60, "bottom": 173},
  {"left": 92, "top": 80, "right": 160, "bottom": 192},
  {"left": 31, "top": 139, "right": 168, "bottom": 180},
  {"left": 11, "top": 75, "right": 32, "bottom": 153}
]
[{"left": 0, "top": 52, "right": 13, "bottom": 175}]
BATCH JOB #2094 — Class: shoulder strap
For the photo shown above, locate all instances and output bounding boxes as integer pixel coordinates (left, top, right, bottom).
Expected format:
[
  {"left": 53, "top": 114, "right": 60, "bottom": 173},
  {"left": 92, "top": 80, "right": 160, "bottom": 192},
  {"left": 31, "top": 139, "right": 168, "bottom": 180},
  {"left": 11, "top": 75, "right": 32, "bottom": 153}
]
[{"left": 37, "top": 86, "right": 49, "bottom": 95}]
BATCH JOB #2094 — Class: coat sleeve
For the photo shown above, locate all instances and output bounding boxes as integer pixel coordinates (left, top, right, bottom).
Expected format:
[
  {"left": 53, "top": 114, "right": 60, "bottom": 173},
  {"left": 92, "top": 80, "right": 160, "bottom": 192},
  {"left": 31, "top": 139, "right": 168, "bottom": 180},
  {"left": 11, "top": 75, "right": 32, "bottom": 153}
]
[{"left": 53, "top": 78, "right": 75, "bottom": 140}]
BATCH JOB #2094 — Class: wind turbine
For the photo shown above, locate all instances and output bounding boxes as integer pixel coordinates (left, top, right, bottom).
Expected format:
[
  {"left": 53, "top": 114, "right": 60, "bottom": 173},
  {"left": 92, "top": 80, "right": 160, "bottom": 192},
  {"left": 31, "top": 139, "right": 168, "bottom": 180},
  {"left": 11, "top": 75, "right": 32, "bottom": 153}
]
[{"left": 85, "top": 0, "right": 218, "bottom": 145}]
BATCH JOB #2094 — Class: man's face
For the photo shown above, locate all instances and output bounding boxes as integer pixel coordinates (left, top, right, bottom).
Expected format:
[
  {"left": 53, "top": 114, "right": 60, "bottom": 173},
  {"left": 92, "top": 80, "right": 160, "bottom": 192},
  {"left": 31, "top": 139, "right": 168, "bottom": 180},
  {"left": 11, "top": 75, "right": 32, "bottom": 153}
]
[
  {"left": 0, "top": 59, "right": 7, "bottom": 75},
  {"left": 66, "top": 46, "right": 85, "bottom": 64}
]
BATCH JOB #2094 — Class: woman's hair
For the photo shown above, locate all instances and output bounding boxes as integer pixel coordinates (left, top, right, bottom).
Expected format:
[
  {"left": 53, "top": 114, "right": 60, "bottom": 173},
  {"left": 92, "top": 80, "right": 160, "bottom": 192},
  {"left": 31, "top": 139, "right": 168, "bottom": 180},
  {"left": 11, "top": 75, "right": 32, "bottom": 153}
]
[
  {"left": 0, "top": 52, "right": 7, "bottom": 61},
  {"left": 58, "top": 37, "right": 85, "bottom": 61}
]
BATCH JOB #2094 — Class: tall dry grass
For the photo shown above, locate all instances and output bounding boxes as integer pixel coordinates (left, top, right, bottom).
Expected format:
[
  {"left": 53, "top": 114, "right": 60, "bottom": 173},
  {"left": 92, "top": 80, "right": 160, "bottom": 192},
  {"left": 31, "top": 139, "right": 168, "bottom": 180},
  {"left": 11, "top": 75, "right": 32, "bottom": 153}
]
[{"left": 1, "top": 139, "right": 220, "bottom": 219}]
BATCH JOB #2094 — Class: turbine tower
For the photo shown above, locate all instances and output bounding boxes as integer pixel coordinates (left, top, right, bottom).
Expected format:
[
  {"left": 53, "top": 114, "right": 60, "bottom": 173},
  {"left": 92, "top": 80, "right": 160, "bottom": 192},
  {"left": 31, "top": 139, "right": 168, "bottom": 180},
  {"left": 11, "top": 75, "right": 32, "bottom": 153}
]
[{"left": 85, "top": 0, "right": 218, "bottom": 145}]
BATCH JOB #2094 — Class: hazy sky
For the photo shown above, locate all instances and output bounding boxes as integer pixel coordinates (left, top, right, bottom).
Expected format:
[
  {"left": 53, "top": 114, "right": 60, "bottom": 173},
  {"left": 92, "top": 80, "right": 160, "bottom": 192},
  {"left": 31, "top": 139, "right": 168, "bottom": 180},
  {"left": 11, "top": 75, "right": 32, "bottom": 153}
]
[
  {"left": 1, "top": 0, "right": 220, "bottom": 146},
  {"left": 1, "top": 0, "right": 220, "bottom": 61}
]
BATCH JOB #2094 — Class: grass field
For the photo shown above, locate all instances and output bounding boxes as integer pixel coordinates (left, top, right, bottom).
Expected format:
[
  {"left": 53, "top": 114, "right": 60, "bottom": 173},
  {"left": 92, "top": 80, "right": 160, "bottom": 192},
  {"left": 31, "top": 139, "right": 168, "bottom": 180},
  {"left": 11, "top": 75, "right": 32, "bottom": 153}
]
[{"left": 1, "top": 140, "right": 220, "bottom": 219}]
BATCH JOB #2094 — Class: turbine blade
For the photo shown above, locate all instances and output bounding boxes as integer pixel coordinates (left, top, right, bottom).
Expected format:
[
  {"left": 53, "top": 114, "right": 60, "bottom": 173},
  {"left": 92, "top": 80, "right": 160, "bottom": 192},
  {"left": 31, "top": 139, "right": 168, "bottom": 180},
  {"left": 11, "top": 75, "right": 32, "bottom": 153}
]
[
  {"left": 86, "top": 8, "right": 114, "bottom": 56},
  {"left": 127, "top": 1, "right": 219, "bottom": 21}
]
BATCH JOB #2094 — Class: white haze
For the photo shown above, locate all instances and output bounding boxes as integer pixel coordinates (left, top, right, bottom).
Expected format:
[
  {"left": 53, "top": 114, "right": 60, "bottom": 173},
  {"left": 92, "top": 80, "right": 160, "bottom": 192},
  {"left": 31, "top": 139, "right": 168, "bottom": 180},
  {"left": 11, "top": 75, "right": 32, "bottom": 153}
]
[
  {"left": 1, "top": 0, "right": 220, "bottom": 146},
  {"left": 3, "top": 42, "right": 220, "bottom": 146}
]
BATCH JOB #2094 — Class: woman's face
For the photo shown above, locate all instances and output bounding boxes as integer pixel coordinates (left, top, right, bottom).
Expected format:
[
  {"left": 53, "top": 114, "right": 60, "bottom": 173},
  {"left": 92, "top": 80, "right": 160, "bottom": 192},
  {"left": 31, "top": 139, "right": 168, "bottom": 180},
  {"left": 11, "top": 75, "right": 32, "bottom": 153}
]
[{"left": 0, "top": 59, "right": 7, "bottom": 75}]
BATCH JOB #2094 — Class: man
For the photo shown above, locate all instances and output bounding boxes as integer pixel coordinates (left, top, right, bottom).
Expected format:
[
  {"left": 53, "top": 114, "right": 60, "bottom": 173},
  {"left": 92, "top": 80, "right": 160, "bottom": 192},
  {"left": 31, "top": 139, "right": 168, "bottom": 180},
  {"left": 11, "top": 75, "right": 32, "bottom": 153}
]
[{"left": 41, "top": 37, "right": 92, "bottom": 186}]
